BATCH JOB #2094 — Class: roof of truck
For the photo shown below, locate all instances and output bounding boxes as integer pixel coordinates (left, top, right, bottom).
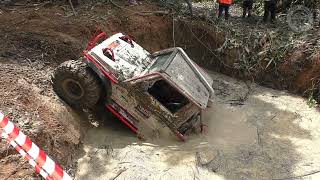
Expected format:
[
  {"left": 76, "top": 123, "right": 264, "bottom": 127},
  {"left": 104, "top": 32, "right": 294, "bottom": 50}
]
[
  {"left": 88, "top": 33, "right": 213, "bottom": 108},
  {"left": 88, "top": 33, "right": 153, "bottom": 80}
]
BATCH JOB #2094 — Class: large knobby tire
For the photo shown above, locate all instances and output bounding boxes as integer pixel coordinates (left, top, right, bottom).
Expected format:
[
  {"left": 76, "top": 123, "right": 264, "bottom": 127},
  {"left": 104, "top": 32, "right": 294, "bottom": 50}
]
[{"left": 52, "top": 60, "right": 102, "bottom": 109}]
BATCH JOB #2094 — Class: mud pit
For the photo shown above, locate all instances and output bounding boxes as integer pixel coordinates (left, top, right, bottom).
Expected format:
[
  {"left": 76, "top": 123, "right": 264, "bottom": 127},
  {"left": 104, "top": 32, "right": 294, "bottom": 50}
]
[
  {"left": 0, "top": 1, "right": 320, "bottom": 180},
  {"left": 75, "top": 72, "right": 320, "bottom": 180}
]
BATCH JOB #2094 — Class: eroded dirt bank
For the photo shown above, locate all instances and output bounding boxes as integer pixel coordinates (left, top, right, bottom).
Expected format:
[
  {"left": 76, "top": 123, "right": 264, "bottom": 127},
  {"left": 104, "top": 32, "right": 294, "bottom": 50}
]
[
  {"left": 0, "top": 0, "right": 320, "bottom": 179},
  {"left": 2, "top": 1, "right": 320, "bottom": 97},
  {"left": 76, "top": 72, "right": 320, "bottom": 180},
  {"left": 0, "top": 2, "right": 173, "bottom": 178},
  {"left": 0, "top": 60, "right": 82, "bottom": 178}
]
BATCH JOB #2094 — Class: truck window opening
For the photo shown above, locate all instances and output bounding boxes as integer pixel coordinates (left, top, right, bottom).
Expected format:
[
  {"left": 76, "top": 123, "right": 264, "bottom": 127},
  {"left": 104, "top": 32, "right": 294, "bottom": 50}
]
[{"left": 148, "top": 80, "right": 189, "bottom": 113}]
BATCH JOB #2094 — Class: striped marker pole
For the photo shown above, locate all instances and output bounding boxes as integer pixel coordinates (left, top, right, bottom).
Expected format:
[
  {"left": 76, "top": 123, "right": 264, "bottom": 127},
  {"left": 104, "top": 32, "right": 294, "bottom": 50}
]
[{"left": 0, "top": 112, "right": 72, "bottom": 180}]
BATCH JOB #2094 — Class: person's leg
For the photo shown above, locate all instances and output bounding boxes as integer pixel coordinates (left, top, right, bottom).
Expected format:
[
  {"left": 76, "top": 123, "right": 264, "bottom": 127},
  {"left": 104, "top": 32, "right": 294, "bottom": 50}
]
[
  {"left": 218, "top": 3, "right": 223, "bottom": 18},
  {"left": 270, "top": 2, "right": 276, "bottom": 22},
  {"left": 247, "top": 1, "right": 253, "bottom": 17},
  {"left": 263, "top": 1, "right": 269, "bottom": 22},
  {"left": 242, "top": 2, "right": 247, "bottom": 18},
  {"left": 248, "top": 9, "right": 252, "bottom": 17},
  {"left": 225, "top": 4, "right": 230, "bottom": 20},
  {"left": 70, "top": 0, "right": 79, "bottom": 6}
]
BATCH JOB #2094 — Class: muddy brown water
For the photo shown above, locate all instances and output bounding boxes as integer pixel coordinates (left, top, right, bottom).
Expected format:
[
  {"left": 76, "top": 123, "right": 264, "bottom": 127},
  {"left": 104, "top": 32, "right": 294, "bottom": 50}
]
[
  {"left": 75, "top": 72, "right": 320, "bottom": 180},
  {"left": 204, "top": 106, "right": 257, "bottom": 152}
]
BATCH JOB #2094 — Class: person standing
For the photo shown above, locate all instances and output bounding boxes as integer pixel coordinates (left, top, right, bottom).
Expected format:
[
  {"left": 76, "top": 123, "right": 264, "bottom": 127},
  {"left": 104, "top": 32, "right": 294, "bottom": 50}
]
[
  {"left": 263, "top": 0, "right": 276, "bottom": 22},
  {"left": 242, "top": 0, "right": 253, "bottom": 18},
  {"left": 217, "top": 0, "right": 232, "bottom": 20}
]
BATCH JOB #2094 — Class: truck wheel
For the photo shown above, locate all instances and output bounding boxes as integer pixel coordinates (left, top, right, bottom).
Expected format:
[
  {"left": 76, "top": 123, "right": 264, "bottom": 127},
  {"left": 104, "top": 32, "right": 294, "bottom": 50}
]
[{"left": 52, "top": 60, "right": 102, "bottom": 109}]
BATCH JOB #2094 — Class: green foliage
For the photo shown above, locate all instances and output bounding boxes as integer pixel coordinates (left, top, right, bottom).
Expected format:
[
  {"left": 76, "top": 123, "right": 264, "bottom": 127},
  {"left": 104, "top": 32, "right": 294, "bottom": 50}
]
[
  {"left": 253, "top": 1, "right": 265, "bottom": 16},
  {"left": 307, "top": 93, "right": 318, "bottom": 108}
]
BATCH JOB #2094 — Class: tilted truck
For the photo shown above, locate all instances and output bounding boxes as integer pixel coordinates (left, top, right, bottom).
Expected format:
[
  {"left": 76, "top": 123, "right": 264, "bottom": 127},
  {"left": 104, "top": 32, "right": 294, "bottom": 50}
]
[{"left": 52, "top": 32, "right": 214, "bottom": 141}]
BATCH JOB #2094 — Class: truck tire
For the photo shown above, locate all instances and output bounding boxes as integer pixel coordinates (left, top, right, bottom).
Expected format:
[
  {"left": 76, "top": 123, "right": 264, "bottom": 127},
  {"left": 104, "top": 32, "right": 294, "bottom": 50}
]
[{"left": 52, "top": 60, "right": 102, "bottom": 109}]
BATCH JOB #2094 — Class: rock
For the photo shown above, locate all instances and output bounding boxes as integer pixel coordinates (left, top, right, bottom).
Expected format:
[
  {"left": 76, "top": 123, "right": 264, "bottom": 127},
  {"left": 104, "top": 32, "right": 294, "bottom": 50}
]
[{"left": 197, "top": 149, "right": 218, "bottom": 165}]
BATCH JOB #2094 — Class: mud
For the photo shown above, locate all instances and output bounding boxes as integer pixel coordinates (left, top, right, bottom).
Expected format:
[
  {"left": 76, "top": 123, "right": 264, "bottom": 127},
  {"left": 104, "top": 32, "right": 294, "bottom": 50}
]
[
  {"left": 0, "top": 2, "right": 174, "bottom": 178},
  {"left": 0, "top": 1, "right": 320, "bottom": 179},
  {"left": 204, "top": 106, "right": 257, "bottom": 152},
  {"left": 0, "top": 60, "right": 83, "bottom": 178},
  {"left": 76, "top": 72, "right": 320, "bottom": 180}
]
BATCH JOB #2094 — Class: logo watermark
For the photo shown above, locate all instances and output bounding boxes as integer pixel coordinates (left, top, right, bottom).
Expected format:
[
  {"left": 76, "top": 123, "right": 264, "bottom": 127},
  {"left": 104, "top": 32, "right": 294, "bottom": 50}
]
[{"left": 287, "top": 5, "right": 315, "bottom": 33}]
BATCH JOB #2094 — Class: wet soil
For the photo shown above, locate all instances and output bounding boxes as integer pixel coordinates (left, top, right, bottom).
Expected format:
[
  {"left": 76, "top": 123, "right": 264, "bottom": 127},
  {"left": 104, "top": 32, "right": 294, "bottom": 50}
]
[
  {"left": 0, "top": 1, "right": 319, "bottom": 179},
  {"left": 76, "top": 72, "right": 320, "bottom": 180},
  {"left": 0, "top": 1, "right": 175, "bottom": 178}
]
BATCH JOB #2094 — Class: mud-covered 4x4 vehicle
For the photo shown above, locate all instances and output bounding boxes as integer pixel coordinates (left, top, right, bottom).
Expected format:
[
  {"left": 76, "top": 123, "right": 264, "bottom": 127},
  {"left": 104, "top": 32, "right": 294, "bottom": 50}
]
[{"left": 52, "top": 32, "right": 214, "bottom": 141}]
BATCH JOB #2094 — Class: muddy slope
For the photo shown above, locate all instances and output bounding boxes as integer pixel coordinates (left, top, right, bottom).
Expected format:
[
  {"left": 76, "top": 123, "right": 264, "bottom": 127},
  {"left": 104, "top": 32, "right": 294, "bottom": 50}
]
[
  {"left": 0, "top": 60, "right": 82, "bottom": 178},
  {"left": 0, "top": 1, "right": 174, "bottom": 178},
  {"left": 2, "top": 1, "right": 320, "bottom": 97},
  {"left": 0, "top": 0, "right": 320, "bottom": 179}
]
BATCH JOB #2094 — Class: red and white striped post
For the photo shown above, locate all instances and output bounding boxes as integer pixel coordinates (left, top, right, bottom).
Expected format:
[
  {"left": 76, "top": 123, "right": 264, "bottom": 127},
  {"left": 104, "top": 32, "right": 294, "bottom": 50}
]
[{"left": 0, "top": 112, "right": 72, "bottom": 180}]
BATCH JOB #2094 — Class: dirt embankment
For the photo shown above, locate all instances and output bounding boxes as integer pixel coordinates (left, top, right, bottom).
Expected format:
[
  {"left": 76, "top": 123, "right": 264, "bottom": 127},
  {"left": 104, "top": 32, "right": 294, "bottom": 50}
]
[
  {"left": 0, "top": 66, "right": 82, "bottom": 178},
  {"left": 171, "top": 17, "right": 320, "bottom": 100},
  {"left": 0, "top": 0, "right": 319, "bottom": 179},
  {"left": 0, "top": 1, "right": 174, "bottom": 178},
  {"left": 2, "top": 0, "right": 320, "bottom": 98}
]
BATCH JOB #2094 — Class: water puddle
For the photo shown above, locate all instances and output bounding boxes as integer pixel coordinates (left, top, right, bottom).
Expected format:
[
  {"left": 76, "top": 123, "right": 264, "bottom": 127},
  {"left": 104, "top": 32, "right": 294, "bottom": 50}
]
[{"left": 203, "top": 104, "right": 257, "bottom": 152}]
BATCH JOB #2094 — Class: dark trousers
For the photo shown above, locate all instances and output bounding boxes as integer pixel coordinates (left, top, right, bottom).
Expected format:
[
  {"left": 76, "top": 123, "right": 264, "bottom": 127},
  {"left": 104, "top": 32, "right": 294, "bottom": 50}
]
[
  {"left": 243, "top": 1, "right": 253, "bottom": 17},
  {"left": 218, "top": 3, "right": 230, "bottom": 20},
  {"left": 263, "top": 1, "right": 276, "bottom": 22}
]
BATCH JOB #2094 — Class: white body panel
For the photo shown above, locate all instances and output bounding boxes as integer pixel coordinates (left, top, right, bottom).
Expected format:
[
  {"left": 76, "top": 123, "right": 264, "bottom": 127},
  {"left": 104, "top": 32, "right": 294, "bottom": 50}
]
[{"left": 89, "top": 33, "right": 153, "bottom": 80}]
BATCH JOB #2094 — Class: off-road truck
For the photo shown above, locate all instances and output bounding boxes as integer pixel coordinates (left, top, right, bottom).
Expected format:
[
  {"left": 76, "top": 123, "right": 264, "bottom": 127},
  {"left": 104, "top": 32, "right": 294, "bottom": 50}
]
[{"left": 52, "top": 32, "right": 214, "bottom": 141}]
